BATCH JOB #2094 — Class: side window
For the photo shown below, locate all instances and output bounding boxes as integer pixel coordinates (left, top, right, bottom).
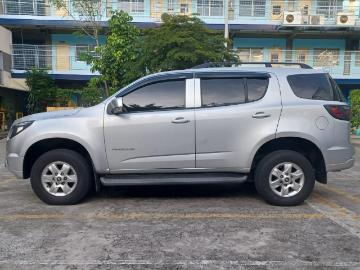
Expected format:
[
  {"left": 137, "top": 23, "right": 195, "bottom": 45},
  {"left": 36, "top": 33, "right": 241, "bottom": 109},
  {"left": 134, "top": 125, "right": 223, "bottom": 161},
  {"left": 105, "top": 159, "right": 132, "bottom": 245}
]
[
  {"left": 201, "top": 78, "right": 246, "bottom": 107},
  {"left": 247, "top": 78, "right": 268, "bottom": 102},
  {"left": 123, "top": 79, "right": 185, "bottom": 112},
  {"left": 287, "top": 73, "right": 334, "bottom": 101}
]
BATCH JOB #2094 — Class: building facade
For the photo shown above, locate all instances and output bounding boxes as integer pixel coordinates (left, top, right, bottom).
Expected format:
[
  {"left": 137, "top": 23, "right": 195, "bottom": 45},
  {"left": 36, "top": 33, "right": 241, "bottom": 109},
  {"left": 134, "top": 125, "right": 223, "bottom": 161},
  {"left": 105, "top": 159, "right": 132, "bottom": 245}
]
[{"left": 0, "top": 0, "right": 360, "bottom": 124}]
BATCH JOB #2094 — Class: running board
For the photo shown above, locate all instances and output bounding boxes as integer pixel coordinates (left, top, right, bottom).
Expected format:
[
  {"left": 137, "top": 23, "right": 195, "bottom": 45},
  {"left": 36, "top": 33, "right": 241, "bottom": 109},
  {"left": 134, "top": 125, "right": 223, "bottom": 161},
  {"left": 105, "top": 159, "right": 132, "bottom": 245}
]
[{"left": 100, "top": 173, "right": 248, "bottom": 186}]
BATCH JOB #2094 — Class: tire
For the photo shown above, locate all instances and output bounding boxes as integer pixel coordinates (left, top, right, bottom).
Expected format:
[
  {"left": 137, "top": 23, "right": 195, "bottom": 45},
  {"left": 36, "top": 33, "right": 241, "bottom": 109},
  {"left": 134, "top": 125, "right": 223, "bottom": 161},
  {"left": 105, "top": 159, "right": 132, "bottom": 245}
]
[
  {"left": 254, "top": 150, "right": 315, "bottom": 206},
  {"left": 30, "top": 149, "right": 92, "bottom": 205}
]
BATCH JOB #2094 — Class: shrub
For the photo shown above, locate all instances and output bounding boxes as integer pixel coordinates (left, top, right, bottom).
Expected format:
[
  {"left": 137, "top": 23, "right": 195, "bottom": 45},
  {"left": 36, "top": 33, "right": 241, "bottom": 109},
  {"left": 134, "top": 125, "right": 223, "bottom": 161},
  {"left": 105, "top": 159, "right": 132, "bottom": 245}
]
[{"left": 349, "top": 89, "right": 360, "bottom": 129}]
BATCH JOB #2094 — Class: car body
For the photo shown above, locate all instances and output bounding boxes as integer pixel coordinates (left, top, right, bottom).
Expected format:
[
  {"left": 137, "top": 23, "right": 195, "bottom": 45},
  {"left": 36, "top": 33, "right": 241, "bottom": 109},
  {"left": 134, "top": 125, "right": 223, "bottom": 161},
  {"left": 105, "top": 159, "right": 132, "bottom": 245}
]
[{"left": 5, "top": 66, "right": 355, "bottom": 205}]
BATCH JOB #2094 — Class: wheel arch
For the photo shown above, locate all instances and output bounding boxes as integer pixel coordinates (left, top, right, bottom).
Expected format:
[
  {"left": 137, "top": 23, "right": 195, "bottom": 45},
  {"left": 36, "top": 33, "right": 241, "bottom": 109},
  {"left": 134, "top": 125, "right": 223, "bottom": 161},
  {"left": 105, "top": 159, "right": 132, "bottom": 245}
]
[
  {"left": 250, "top": 136, "right": 327, "bottom": 184},
  {"left": 23, "top": 138, "right": 95, "bottom": 180}
]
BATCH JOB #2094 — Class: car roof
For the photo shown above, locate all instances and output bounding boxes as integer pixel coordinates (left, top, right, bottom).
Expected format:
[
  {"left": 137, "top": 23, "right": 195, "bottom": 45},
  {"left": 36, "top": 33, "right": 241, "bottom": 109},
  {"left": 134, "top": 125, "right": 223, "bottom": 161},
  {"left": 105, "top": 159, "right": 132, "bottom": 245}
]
[{"left": 146, "top": 66, "right": 328, "bottom": 79}]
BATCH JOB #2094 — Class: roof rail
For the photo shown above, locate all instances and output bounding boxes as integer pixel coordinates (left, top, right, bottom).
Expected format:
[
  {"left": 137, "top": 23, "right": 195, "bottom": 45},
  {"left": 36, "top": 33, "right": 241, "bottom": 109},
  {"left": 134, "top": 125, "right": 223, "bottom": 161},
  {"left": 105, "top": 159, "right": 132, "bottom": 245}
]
[{"left": 192, "top": 62, "right": 313, "bottom": 69}]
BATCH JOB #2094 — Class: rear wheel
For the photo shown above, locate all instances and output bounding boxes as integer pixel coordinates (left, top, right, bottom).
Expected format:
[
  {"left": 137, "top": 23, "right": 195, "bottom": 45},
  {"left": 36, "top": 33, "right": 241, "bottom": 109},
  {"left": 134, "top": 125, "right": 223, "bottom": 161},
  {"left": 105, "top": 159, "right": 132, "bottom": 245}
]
[
  {"left": 30, "top": 149, "right": 92, "bottom": 205},
  {"left": 254, "top": 150, "right": 315, "bottom": 206}
]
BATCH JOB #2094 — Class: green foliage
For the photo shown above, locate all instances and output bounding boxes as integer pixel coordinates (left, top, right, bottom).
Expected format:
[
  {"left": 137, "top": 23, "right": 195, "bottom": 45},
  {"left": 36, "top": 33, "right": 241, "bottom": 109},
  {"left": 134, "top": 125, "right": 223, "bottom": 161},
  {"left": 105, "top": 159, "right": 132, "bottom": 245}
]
[
  {"left": 138, "top": 14, "right": 238, "bottom": 73},
  {"left": 79, "top": 77, "right": 105, "bottom": 107},
  {"left": 26, "top": 69, "right": 57, "bottom": 114},
  {"left": 350, "top": 89, "right": 360, "bottom": 129},
  {"left": 88, "top": 11, "right": 141, "bottom": 90}
]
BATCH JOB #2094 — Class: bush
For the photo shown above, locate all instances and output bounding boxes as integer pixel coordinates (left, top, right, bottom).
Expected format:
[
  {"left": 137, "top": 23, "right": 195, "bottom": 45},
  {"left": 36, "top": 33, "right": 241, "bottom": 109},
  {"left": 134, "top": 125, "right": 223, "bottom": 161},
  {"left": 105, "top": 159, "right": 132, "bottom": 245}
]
[{"left": 349, "top": 89, "right": 360, "bottom": 129}]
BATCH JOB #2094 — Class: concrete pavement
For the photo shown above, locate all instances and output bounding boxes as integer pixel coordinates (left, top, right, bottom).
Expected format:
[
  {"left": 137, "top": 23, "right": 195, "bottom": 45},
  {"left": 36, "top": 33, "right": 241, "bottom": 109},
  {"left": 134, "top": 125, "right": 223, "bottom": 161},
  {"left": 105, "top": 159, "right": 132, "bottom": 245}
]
[{"left": 0, "top": 139, "right": 359, "bottom": 269}]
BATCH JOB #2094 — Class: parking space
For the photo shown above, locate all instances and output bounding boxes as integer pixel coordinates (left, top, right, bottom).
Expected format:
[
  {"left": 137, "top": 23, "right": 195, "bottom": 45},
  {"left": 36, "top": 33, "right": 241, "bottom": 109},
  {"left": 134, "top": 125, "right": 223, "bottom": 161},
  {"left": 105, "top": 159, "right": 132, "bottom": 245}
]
[{"left": 0, "top": 138, "right": 359, "bottom": 269}]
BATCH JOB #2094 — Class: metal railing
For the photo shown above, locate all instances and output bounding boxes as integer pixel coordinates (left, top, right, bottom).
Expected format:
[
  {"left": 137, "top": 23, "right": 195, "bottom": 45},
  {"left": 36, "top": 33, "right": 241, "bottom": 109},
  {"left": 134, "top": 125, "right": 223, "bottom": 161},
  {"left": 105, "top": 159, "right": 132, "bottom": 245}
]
[
  {"left": 11, "top": 44, "right": 96, "bottom": 71},
  {"left": 0, "top": 0, "right": 49, "bottom": 15},
  {"left": 1, "top": 0, "right": 360, "bottom": 26},
  {"left": 10, "top": 44, "right": 360, "bottom": 77}
]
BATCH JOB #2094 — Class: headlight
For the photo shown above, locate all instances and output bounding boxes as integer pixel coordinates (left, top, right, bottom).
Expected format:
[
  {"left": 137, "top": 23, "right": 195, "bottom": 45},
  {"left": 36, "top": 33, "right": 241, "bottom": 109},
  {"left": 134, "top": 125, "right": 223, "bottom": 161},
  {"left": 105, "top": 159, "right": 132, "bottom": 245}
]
[{"left": 9, "top": 121, "right": 34, "bottom": 139}]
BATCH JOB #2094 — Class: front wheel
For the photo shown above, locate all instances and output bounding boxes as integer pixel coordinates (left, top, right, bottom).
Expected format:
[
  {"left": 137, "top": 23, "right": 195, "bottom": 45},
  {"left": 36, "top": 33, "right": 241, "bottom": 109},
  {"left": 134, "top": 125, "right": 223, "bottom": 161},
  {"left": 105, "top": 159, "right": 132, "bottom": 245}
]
[
  {"left": 30, "top": 149, "right": 92, "bottom": 205},
  {"left": 254, "top": 150, "right": 315, "bottom": 206}
]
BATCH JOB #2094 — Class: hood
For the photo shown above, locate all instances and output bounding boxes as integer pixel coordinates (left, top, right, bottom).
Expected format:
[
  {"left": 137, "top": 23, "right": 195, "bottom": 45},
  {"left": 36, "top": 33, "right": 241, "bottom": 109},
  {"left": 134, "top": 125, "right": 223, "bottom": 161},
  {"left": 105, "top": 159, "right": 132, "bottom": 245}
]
[{"left": 15, "top": 108, "right": 82, "bottom": 124}]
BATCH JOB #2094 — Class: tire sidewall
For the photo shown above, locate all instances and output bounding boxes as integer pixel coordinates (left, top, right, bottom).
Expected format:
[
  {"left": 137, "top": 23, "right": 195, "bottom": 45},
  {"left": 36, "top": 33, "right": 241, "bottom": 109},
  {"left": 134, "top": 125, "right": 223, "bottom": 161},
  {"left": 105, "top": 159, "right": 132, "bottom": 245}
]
[
  {"left": 30, "top": 149, "right": 91, "bottom": 205},
  {"left": 255, "top": 150, "right": 315, "bottom": 206}
]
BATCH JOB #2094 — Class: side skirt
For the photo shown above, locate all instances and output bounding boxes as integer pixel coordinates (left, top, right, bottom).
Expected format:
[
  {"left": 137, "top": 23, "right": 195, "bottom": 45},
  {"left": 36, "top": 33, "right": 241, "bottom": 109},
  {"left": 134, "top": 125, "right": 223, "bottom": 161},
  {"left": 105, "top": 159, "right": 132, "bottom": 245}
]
[{"left": 100, "top": 172, "right": 248, "bottom": 186}]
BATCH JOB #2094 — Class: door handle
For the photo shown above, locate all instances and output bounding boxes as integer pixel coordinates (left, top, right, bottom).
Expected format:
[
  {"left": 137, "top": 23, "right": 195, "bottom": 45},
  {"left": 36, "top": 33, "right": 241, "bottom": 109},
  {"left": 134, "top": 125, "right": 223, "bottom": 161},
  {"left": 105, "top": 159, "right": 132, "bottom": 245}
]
[
  {"left": 172, "top": 117, "right": 190, "bottom": 124},
  {"left": 252, "top": 112, "right": 271, "bottom": 119}
]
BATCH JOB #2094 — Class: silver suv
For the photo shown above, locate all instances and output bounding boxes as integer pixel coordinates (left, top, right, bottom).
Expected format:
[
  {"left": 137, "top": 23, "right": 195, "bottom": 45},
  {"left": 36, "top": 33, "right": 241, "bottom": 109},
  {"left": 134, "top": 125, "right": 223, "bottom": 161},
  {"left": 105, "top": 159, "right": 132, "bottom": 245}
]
[{"left": 5, "top": 66, "right": 355, "bottom": 206}]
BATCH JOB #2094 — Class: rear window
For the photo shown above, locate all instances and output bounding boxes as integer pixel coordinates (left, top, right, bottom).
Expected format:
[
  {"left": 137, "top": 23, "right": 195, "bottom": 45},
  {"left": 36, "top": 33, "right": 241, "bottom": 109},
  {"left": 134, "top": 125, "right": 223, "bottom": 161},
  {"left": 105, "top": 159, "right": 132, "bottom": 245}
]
[{"left": 287, "top": 73, "right": 344, "bottom": 102}]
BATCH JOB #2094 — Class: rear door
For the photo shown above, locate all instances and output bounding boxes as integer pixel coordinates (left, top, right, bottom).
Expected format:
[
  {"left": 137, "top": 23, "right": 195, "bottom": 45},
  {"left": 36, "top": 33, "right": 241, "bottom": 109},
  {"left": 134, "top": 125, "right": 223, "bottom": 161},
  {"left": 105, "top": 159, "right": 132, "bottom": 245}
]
[{"left": 194, "top": 72, "right": 282, "bottom": 171}]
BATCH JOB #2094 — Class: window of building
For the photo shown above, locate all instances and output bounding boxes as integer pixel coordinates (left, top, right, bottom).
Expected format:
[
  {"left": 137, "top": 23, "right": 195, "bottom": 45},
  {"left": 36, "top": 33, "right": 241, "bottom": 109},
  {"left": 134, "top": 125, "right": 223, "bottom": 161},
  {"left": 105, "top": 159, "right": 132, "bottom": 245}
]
[
  {"left": 180, "top": 3, "right": 189, "bottom": 13},
  {"left": 287, "top": 73, "right": 337, "bottom": 101},
  {"left": 272, "top": 5, "right": 282, "bottom": 16},
  {"left": 197, "top": 0, "right": 224, "bottom": 16},
  {"left": 316, "top": 0, "right": 343, "bottom": 18},
  {"left": 75, "top": 45, "right": 96, "bottom": 62},
  {"left": 168, "top": 0, "right": 174, "bottom": 12},
  {"left": 123, "top": 79, "right": 185, "bottom": 112},
  {"left": 237, "top": 48, "right": 264, "bottom": 62},
  {"left": 313, "top": 49, "right": 340, "bottom": 67},
  {"left": 355, "top": 52, "right": 360, "bottom": 67},
  {"left": 270, "top": 51, "right": 281, "bottom": 62},
  {"left": 239, "top": 0, "right": 266, "bottom": 17},
  {"left": 201, "top": 78, "right": 246, "bottom": 107},
  {"left": 296, "top": 50, "right": 309, "bottom": 64},
  {"left": 119, "top": 0, "right": 144, "bottom": 13}
]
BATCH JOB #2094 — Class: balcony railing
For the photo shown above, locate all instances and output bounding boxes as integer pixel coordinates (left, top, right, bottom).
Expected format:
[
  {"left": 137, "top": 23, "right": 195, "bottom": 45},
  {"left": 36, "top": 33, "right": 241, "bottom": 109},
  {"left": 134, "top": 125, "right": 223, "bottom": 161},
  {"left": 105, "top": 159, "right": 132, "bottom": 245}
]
[
  {"left": 0, "top": 0, "right": 49, "bottom": 16},
  {"left": 10, "top": 44, "right": 360, "bottom": 78},
  {"left": 11, "top": 44, "right": 96, "bottom": 72},
  {"left": 1, "top": 0, "right": 360, "bottom": 26}
]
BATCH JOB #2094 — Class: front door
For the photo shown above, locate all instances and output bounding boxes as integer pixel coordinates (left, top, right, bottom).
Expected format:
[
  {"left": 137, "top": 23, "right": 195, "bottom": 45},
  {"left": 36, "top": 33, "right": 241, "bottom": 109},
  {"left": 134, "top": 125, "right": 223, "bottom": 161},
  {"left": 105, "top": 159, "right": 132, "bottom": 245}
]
[
  {"left": 104, "top": 75, "right": 196, "bottom": 173},
  {"left": 194, "top": 72, "right": 282, "bottom": 171}
]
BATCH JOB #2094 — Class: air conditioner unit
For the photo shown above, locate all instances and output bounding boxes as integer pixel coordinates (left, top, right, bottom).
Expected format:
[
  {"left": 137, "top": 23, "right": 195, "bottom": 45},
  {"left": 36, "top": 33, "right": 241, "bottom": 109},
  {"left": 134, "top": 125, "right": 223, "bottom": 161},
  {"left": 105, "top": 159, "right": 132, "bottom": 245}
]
[
  {"left": 283, "top": 12, "right": 302, "bottom": 25},
  {"left": 310, "top": 15, "right": 325, "bottom": 25},
  {"left": 337, "top": 12, "right": 356, "bottom": 26}
]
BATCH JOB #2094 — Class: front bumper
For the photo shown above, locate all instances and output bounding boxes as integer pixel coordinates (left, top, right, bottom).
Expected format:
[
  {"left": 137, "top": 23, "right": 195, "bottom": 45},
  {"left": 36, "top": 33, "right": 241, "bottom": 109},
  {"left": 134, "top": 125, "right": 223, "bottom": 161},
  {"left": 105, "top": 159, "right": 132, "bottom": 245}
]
[{"left": 5, "top": 152, "right": 24, "bottom": 179}]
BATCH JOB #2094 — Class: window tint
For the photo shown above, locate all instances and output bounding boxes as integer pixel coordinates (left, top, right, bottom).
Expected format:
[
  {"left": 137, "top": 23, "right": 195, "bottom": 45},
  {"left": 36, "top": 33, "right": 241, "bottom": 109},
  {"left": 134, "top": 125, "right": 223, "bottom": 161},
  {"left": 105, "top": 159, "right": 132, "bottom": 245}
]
[
  {"left": 287, "top": 74, "right": 335, "bottom": 101},
  {"left": 247, "top": 78, "right": 268, "bottom": 102},
  {"left": 329, "top": 77, "right": 346, "bottom": 102},
  {"left": 201, "top": 78, "right": 246, "bottom": 107},
  {"left": 123, "top": 79, "right": 185, "bottom": 112}
]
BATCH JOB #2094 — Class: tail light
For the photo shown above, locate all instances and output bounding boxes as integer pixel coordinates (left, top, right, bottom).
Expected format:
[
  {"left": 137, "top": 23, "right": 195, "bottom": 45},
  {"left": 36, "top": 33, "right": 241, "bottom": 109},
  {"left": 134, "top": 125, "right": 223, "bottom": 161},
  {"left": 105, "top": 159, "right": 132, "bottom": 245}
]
[{"left": 324, "top": 105, "right": 351, "bottom": 121}]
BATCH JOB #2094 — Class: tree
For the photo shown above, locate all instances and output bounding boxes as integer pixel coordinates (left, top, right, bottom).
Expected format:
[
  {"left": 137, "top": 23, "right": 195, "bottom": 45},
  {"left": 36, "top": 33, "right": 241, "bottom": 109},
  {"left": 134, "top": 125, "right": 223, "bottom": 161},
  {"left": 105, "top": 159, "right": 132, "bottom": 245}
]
[
  {"left": 26, "top": 69, "right": 57, "bottom": 114},
  {"left": 50, "top": 0, "right": 105, "bottom": 46},
  {"left": 137, "top": 14, "right": 238, "bottom": 73},
  {"left": 88, "top": 11, "right": 141, "bottom": 92}
]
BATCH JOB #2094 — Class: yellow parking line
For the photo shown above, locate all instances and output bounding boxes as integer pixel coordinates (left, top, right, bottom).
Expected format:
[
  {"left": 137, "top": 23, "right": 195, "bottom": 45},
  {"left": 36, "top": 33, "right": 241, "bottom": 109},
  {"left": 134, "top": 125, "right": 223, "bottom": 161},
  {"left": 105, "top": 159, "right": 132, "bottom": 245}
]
[
  {"left": 321, "top": 185, "right": 360, "bottom": 205},
  {"left": 311, "top": 193, "right": 351, "bottom": 215}
]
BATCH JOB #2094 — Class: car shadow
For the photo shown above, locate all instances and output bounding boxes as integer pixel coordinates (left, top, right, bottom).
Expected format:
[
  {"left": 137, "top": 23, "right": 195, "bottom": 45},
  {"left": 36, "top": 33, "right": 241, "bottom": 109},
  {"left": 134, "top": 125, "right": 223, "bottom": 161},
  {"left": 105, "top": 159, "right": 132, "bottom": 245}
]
[{"left": 90, "top": 182, "right": 258, "bottom": 200}]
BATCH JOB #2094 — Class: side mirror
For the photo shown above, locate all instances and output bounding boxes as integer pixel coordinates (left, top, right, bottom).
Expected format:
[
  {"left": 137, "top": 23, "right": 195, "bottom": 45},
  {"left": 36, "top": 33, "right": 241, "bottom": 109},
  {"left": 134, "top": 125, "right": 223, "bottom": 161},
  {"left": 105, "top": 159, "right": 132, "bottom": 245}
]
[{"left": 109, "top": 97, "right": 124, "bottom": 115}]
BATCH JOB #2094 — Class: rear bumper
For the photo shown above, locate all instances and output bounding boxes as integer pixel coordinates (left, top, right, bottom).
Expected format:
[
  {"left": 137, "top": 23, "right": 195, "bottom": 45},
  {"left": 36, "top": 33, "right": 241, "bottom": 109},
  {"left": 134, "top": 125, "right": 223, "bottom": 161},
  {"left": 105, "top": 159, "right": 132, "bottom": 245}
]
[
  {"left": 326, "top": 158, "right": 355, "bottom": 172},
  {"left": 5, "top": 152, "right": 24, "bottom": 179}
]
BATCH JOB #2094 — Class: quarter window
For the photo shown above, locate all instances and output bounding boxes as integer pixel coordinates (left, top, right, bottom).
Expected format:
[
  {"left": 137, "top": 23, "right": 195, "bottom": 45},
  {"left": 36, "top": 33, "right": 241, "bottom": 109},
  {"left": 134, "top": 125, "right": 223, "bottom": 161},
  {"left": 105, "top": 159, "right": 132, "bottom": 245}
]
[
  {"left": 123, "top": 79, "right": 185, "bottom": 112},
  {"left": 287, "top": 73, "right": 340, "bottom": 101},
  {"left": 247, "top": 78, "right": 268, "bottom": 102}
]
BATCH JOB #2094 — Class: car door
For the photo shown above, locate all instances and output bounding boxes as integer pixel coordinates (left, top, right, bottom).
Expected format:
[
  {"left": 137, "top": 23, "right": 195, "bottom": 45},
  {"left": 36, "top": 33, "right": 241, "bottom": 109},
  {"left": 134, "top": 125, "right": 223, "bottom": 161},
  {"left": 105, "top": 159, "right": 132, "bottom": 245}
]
[
  {"left": 104, "top": 74, "right": 196, "bottom": 173},
  {"left": 194, "top": 72, "right": 282, "bottom": 171}
]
